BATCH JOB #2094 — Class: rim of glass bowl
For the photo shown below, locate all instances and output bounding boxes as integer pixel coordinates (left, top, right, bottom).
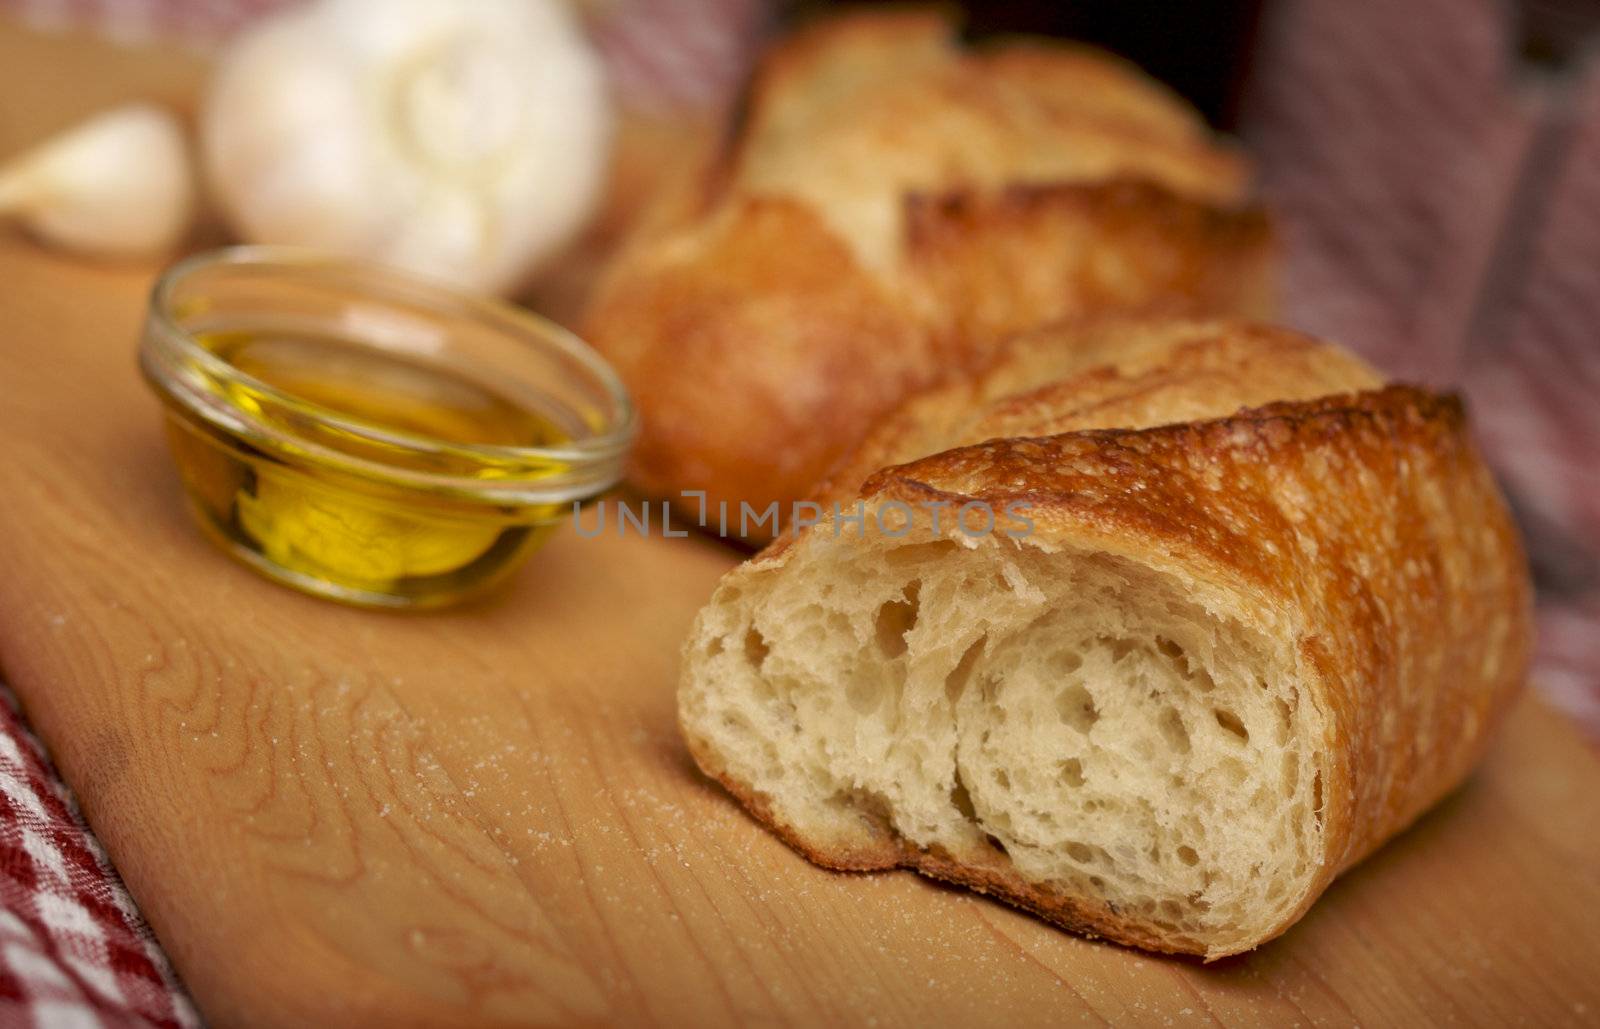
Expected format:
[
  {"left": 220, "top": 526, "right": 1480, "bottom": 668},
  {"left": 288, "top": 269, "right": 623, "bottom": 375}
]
[{"left": 140, "top": 246, "right": 636, "bottom": 505}]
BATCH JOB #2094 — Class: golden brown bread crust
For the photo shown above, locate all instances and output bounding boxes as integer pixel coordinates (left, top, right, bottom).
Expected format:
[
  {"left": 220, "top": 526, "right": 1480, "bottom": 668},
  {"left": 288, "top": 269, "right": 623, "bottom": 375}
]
[
  {"left": 810, "top": 317, "right": 1385, "bottom": 511},
  {"left": 584, "top": 10, "right": 1274, "bottom": 533},
  {"left": 681, "top": 320, "right": 1532, "bottom": 956},
  {"left": 904, "top": 183, "right": 1272, "bottom": 347}
]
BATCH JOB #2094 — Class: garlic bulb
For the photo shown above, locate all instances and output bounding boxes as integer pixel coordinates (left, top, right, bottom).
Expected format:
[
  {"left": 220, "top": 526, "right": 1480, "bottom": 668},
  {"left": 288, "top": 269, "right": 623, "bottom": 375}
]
[
  {"left": 0, "top": 104, "right": 195, "bottom": 258},
  {"left": 201, "top": 0, "right": 613, "bottom": 295}
]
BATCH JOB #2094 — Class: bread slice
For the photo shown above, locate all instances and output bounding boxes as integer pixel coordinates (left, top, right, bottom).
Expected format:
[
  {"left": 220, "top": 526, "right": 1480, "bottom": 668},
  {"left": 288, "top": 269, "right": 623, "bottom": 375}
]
[
  {"left": 584, "top": 11, "right": 1272, "bottom": 533},
  {"left": 678, "top": 319, "right": 1531, "bottom": 958}
]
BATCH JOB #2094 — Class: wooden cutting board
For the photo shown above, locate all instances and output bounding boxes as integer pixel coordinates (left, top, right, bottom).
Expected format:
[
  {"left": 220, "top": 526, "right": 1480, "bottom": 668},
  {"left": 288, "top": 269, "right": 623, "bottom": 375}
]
[{"left": 2, "top": 21, "right": 1598, "bottom": 1028}]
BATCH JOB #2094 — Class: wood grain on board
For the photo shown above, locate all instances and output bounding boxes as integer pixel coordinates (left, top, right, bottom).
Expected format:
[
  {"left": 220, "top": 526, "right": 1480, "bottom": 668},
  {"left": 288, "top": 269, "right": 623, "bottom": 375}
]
[{"left": 0, "top": 20, "right": 1598, "bottom": 1028}]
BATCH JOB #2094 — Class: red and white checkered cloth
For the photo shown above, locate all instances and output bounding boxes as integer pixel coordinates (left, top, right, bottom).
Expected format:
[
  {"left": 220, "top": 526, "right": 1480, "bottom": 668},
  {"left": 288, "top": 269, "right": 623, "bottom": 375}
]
[{"left": 0, "top": 686, "right": 198, "bottom": 1029}]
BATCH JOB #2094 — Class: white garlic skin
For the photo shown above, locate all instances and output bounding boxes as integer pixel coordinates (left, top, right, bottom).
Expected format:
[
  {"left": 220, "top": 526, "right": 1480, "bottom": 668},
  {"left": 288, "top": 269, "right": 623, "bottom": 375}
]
[
  {"left": 0, "top": 104, "right": 195, "bottom": 258},
  {"left": 201, "top": 0, "right": 613, "bottom": 295}
]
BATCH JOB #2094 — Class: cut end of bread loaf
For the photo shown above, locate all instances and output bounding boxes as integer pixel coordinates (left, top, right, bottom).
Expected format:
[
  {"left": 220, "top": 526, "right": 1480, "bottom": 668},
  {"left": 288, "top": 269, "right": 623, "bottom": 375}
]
[
  {"left": 678, "top": 325, "right": 1528, "bottom": 958},
  {"left": 680, "top": 532, "right": 1326, "bottom": 958}
]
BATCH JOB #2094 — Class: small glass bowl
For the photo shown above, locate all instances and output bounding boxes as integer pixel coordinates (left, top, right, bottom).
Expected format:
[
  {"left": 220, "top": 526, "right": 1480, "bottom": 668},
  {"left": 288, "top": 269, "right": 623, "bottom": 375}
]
[{"left": 140, "top": 247, "right": 634, "bottom": 609}]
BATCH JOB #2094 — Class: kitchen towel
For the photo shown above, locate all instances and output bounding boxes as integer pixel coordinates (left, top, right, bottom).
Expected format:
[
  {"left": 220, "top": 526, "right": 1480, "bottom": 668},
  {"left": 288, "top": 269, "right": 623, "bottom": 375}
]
[{"left": 0, "top": 684, "right": 197, "bottom": 1029}]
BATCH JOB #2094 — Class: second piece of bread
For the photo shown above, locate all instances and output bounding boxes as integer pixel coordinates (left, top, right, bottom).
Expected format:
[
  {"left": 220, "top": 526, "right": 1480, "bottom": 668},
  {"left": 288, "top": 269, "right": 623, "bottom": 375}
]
[{"left": 584, "top": 11, "right": 1273, "bottom": 533}]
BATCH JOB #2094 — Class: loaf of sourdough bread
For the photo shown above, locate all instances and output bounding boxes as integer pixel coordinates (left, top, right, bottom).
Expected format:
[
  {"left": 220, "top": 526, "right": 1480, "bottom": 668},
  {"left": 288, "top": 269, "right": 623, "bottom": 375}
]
[
  {"left": 678, "top": 319, "right": 1531, "bottom": 957},
  {"left": 584, "top": 11, "right": 1272, "bottom": 532}
]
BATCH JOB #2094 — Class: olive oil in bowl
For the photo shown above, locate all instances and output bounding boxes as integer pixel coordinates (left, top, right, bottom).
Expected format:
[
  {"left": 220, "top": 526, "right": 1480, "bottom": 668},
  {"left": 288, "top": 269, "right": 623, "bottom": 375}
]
[{"left": 143, "top": 249, "right": 633, "bottom": 608}]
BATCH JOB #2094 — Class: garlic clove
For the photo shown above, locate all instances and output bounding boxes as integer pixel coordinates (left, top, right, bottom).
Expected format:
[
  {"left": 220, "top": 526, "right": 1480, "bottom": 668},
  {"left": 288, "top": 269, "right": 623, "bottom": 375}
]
[
  {"left": 0, "top": 103, "right": 195, "bottom": 259},
  {"left": 201, "top": 0, "right": 613, "bottom": 295}
]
